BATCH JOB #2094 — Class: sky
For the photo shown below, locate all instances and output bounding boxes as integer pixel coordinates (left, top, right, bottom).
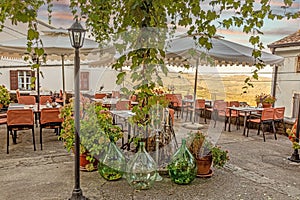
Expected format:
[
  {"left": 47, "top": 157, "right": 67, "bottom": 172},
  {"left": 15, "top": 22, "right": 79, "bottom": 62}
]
[
  {"left": 34, "top": 1, "right": 299, "bottom": 78},
  {"left": 38, "top": 0, "right": 299, "bottom": 50}
]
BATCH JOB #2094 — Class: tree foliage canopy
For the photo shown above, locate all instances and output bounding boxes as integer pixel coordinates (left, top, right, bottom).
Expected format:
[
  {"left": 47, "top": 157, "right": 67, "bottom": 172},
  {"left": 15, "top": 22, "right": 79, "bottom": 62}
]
[
  {"left": 70, "top": 0, "right": 298, "bottom": 91},
  {"left": 0, "top": 0, "right": 299, "bottom": 91}
]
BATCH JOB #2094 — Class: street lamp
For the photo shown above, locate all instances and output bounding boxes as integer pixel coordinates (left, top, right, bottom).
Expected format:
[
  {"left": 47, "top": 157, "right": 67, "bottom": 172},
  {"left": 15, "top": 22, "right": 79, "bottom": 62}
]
[{"left": 68, "top": 19, "right": 87, "bottom": 200}]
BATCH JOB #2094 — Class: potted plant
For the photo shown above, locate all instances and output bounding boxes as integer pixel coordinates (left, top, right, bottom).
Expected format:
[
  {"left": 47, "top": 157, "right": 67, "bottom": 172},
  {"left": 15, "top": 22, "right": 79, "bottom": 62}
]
[
  {"left": 188, "top": 131, "right": 229, "bottom": 177},
  {"left": 80, "top": 102, "right": 123, "bottom": 161},
  {"left": 0, "top": 85, "right": 10, "bottom": 109},
  {"left": 59, "top": 100, "right": 123, "bottom": 171},
  {"left": 255, "top": 93, "right": 276, "bottom": 108},
  {"left": 127, "top": 87, "right": 169, "bottom": 151},
  {"left": 58, "top": 101, "right": 97, "bottom": 171},
  {"left": 286, "top": 120, "right": 300, "bottom": 150}
]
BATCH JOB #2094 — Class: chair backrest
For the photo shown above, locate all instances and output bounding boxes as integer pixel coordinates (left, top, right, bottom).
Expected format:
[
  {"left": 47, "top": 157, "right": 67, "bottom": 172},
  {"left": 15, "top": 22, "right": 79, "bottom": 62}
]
[
  {"left": 7, "top": 109, "right": 34, "bottom": 126},
  {"left": 16, "top": 89, "right": 21, "bottom": 99},
  {"left": 274, "top": 107, "right": 285, "bottom": 120},
  {"left": 95, "top": 93, "right": 107, "bottom": 99},
  {"left": 130, "top": 94, "right": 137, "bottom": 102},
  {"left": 168, "top": 108, "right": 175, "bottom": 125},
  {"left": 229, "top": 101, "right": 239, "bottom": 107},
  {"left": 214, "top": 100, "right": 227, "bottom": 111},
  {"left": 116, "top": 100, "right": 131, "bottom": 110},
  {"left": 165, "top": 94, "right": 173, "bottom": 102},
  {"left": 18, "top": 96, "right": 36, "bottom": 105},
  {"left": 59, "top": 90, "right": 63, "bottom": 98},
  {"left": 195, "top": 99, "right": 206, "bottom": 109},
  {"left": 173, "top": 94, "right": 183, "bottom": 107},
  {"left": 40, "top": 108, "right": 62, "bottom": 124},
  {"left": 184, "top": 95, "right": 193, "bottom": 100},
  {"left": 112, "top": 91, "right": 120, "bottom": 98},
  {"left": 0, "top": 113, "right": 7, "bottom": 125},
  {"left": 261, "top": 108, "right": 275, "bottom": 121},
  {"left": 40, "top": 95, "right": 52, "bottom": 105}
]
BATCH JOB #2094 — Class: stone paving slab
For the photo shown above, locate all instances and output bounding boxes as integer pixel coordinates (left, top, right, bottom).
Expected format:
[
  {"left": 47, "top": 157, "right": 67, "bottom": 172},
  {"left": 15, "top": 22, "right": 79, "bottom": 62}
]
[{"left": 0, "top": 118, "right": 300, "bottom": 200}]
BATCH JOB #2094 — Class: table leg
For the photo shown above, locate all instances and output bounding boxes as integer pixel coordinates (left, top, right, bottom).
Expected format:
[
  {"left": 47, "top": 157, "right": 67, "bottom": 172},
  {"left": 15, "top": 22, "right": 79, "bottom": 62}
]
[
  {"left": 127, "top": 123, "right": 131, "bottom": 151},
  {"left": 243, "top": 111, "right": 249, "bottom": 136},
  {"left": 228, "top": 109, "right": 232, "bottom": 132}
]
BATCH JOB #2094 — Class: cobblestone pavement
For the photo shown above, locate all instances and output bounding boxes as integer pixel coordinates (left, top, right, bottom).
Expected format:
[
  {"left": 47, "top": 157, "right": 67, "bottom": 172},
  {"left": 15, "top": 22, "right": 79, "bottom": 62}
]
[{"left": 0, "top": 116, "right": 299, "bottom": 200}]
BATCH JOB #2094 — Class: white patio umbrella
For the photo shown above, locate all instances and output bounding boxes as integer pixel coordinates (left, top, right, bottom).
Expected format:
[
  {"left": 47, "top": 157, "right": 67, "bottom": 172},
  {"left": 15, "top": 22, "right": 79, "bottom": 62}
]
[
  {"left": 165, "top": 34, "right": 284, "bottom": 125},
  {"left": 0, "top": 28, "right": 114, "bottom": 107}
]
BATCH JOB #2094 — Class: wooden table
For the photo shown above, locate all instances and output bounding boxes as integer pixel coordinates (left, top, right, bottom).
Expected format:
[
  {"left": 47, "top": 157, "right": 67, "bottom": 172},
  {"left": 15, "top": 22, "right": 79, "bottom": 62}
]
[
  {"left": 110, "top": 110, "right": 135, "bottom": 150},
  {"left": 8, "top": 103, "right": 61, "bottom": 126},
  {"left": 227, "top": 106, "right": 263, "bottom": 135}
]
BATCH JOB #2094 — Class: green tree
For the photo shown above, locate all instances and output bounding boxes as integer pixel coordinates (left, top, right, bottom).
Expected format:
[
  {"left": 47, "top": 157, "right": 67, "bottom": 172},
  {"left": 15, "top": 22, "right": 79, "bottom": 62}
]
[
  {"left": 68, "top": 0, "right": 299, "bottom": 91},
  {"left": 68, "top": 0, "right": 299, "bottom": 123},
  {"left": 0, "top": 0, "right": 299, "bottom": 105}
]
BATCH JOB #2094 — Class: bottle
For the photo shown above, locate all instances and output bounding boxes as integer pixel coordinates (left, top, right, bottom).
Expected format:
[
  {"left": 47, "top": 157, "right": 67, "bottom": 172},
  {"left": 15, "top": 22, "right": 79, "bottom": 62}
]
[
  {"left": 46, "top": 100, "right": 51, "bottom": 108},
  {"left": 98, "top": 142, "right": 126, "bottom": 181},
  {"left": 126, "top": 142, "right": 157, "bottom": 190},
  {"left": 167, "top": 139, "right": 197, "bottom": 184}
]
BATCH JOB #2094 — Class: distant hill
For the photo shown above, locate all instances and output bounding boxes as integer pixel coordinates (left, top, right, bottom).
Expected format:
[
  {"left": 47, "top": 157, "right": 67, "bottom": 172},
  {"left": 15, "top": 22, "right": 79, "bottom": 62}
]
[
  {"left": 163, "top": 73, "right": 272, "bottom": 106},
  {"left": 124, "top": 71, "right": 272, "bottom": 106}
]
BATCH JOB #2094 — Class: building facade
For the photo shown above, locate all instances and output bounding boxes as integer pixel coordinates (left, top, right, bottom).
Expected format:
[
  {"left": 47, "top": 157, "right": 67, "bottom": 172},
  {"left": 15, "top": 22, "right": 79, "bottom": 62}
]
[{"left": 268, "top": 30, "right": 300, "bottom": 118}]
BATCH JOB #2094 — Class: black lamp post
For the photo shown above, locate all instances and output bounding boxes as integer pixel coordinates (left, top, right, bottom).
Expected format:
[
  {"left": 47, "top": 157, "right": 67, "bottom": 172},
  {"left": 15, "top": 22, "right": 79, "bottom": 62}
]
[{"left": 68, "top": 19, "right": 88, "bottom": 200}]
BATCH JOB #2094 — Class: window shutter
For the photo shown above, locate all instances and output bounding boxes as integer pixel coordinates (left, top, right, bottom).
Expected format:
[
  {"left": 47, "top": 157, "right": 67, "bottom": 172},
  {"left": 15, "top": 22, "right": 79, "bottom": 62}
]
[
  {"left": 297, "top": 55, "right": 300, "bottom": 73},
  {"left": 10, "top": 70, "right": 18, "bottom": 90},
  {"left": 80, "top": 72, "right": 89, "bottom": 90}
]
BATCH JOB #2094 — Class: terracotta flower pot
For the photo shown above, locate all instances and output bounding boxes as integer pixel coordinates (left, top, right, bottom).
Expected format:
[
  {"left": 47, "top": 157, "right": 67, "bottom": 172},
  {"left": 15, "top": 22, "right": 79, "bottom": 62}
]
[
  {"left": 79, "top": 152, "right": 98, "bottom": 171},
  {"left": 196, "top": 154, "right": 213, "bottom": 175},
  {"left": 262, "top": 103, "right": 272, "bottom": 108}
]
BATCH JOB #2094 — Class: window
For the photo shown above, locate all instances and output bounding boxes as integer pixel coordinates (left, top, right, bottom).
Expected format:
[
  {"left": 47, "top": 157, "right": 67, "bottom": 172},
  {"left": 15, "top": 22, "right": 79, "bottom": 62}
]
[
  {"left": 10, "top": 70, "right": 35, "bottom": 91},
  {"left": 18, "top": 71, "right": 32, "bottom": 90},
  {"left": 80, "top": 72, "right": 89, "bottom": 91},
  {"left": 297, "top": 55, "right": 300, "bottom": 73}
]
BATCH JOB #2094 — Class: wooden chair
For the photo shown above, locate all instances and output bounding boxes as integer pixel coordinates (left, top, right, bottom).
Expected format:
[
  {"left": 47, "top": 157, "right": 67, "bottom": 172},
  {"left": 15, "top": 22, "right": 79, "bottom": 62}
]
[
  {"left": 18, "top": 96, "right": 36, "bottom": 105},
  {"left": 246, "top": 108, "right": 276, "bottom": 142},
  {"left": 166, "top": 108, "right": 178, "bottom": 148},
  {"left": 130, "top": 94, "right": 137, "bottom": 102},
  {"left": 116, "top": 100, "right": 131, "bottom": 110},
  {"left": 165, "top": 94, "right": 174, "bottom": 108},
  {"left": 184, "top": 95, "right": 193, "bottom": 100},
  {"left": 112, "top": 91, "right": 120, "bottom": 98},
  {"left": 55, "top": 90, "right": 64, "bottom": 105},
  {"left": 40, "top": 95, "right": 52, "bottom": 105},
  {"left": 238, "top": 102, "right": 250, "bottom": 124},
  {"left": 273, "top": 107, "right": 286, "bottom": 133},
  {"left": 172, "top": 94, "right": 184, "bottom": 118},
  {"left": 16, "top": 89, "right": 21, "bottom": 101},
  {"left": 182, "top": 95, "right": 193, "bottom": 118},
  {"left": 211, "top": 100, "right": 228, "bottom": 128},
  {"left": 39, "top": 108, "right": 63, "bottom": 150},
  {"left": 186, "top": 99, "right": 206, "bottom": 123},
  {"left": 95, "top": 93, "right": 107, "bottom": 99},
  {"left": 0, "top": 113, "right": 7, "bottom": 126},
  {"left": 225, "top": 101, "right": 240, "bottom": 131},
  {"left": 6, "top": 109, "right": 35, "bottom": 153}
]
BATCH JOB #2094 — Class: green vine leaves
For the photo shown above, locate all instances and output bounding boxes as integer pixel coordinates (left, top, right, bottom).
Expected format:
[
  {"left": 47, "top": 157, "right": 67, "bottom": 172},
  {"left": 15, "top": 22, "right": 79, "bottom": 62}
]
[
  {"left": 70, "top": 0, "right": 299, "bottom": 93},
  {"left": 0, "top": 0, "right": 299, "bottom": 92}
]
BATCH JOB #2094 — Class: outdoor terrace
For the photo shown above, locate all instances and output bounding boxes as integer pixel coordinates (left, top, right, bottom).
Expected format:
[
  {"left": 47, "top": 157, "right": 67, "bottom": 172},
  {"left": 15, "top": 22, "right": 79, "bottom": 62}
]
[{"left": 0, "top": 111, "right": 299, "bottom": 199}]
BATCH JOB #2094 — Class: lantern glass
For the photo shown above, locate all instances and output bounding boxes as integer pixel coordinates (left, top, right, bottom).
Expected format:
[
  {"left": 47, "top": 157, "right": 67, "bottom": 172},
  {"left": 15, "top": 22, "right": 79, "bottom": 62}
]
[{"left": 68, "top": 19, "right": 86, "bottom": 48}]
